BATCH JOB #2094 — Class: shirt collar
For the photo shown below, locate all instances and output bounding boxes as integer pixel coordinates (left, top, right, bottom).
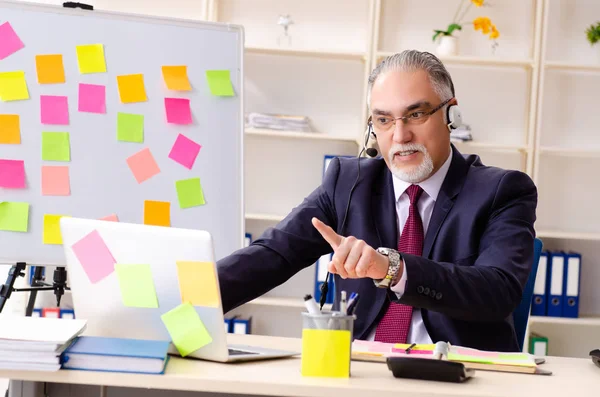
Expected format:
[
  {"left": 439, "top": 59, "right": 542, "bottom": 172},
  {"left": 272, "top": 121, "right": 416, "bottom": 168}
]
[{"left": 392, "top": 146, "right": 453, "bottom": 203}]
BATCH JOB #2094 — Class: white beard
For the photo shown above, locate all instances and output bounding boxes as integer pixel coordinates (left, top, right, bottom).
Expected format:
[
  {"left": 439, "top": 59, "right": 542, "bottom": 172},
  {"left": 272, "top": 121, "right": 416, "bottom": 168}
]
[{"left": 388, "top": 143, "right": 434, "bottom": 183}]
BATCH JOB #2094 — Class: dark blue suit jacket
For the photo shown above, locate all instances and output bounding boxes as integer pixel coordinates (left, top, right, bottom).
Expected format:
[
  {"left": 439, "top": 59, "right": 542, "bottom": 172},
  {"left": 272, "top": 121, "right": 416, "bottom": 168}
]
[{"left": 217, "top": 145, "right": 538, "bottom": 352}]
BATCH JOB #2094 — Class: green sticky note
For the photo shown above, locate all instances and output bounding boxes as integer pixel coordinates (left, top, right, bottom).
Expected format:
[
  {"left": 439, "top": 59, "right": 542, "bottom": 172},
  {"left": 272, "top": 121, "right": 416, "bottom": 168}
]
[
  {"left": 117, "top": 113, "right": 144, "bottom": 143},
  {"left": 0, "top": 202, "right": 29, "bottom": 232},
  {"left": 161, "top": 302, "right": 212, "bottom": 357},
  {"left": 42, "top": 132, "right": 70, "bottom": 161},
  {"left": 115, "top": 264, "right": 159, "bottom": 308},
  {"left": 176, "top": 177, "right": 205, "bottom": 209},
  {"left": 205, "top": 70, "right": 234, "bottom": 96}
]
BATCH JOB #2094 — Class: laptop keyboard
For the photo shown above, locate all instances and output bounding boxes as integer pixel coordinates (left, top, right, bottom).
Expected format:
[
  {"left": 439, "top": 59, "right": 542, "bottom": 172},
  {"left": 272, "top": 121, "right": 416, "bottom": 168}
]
[{"left": 228, "top": 348, "right": 259, "bottom": 356}]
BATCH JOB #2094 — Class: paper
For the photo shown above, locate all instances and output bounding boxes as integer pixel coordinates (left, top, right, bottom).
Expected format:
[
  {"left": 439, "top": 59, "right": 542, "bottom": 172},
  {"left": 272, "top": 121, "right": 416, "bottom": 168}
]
[
  {"left": 448, "top": 346, "right": 536, "bottom": 367},
  {"left": 126, "top": 148, "right": 160, "bottom": 183},
  {"left": 35, "top": 54, "right": 65, "bottom": 84},
  {"left": 168, "top": 134, "right": 201, "bottom": 169},
  {"left": 175, "top": 178, "right": 206, "bottom": 209},
  {"left": 100, "top": 214, "right": 119, "bottom": 222},
  {"left": 160, "top": 302, "right": 212, "bottom": 357},
  {"left": 301, "top": 329, "right": 351, "bottom": 377},
  {"left": 42, "top": 132, "right": 70, "bottom": 162},
  {"left": 117, "top": 113, "right": 144, "bottom": 143},
  {"left": 76, "top": 44, "right": 106, "bottom": 74},
  {"left": 143, "top": 200, "right": 170, "bottom": 227},
  {"left": 0, "top": 159, "right": 25, "bottom": 188},
  {"left": 115, "top": 264, "right": 159, "bottom": 308},
  {"left": 0, "top": 316, "right": 87, "bottom": 344},
  {"left": 0, "top": 114, "right": 20, "bottom": 144},
  {"left": 117, "top": 74, "right": 147, "bottom": 103},
  {"left": 43, "top": 214, "right": 70, "bottom": 245},
  {"left": 205, "top": 70, "right": 235, "bottom": 96},
  {"left": 164, "top": 98, "right": 192, "bottom": 124},
  {"left": 162, "top": 65, "right": 191, "bottom": 91},
  {"left": 0, "top": 71, "right": 29, "bottom": 101},
  {"left": 78, "top": 83, "right": 106, "bottom": 113},
  {"left": 0, "top": 22, "right": 24, "bottom": 60},
  {"left": 40, "top": 95, "right": 69, "bottom": 125},
  {"left": 41, "top": 165, "right": 70, "bottom": 196},
  {"left": 176, "top": 261, "right": 219, "bottom": 307},
  {"left": 0, "top": 202, "right": 29, "bottom": 232},
  {"left": 71, "top": 230, "right": 116, "bottom": 284}
]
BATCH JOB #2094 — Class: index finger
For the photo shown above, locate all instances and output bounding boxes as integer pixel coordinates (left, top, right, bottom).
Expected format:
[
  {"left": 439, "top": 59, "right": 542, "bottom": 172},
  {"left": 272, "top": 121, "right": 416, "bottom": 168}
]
[{"left": 312, "top": 217, "right": 342, "bottom": 249}]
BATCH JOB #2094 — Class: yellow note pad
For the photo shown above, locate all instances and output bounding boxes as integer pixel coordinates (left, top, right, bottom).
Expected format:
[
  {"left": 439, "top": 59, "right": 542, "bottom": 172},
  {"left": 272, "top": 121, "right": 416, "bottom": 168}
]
[
  {"left": 0, "top": 114, "right": 20, "bottom": 144},
  {"left": 43, "top": 214, "right": 70, "bottom": 245},
  {"left": 76, "top": 44, "right": 106, "bottom": 74},
  {"left": 117, "top": 74, "right": 147, "bottom": 103},
  {"left": 161, "top": 302, "right": 212, "bottom": 357},
  {"left": 115, "top": 264, "right": 159, "bottom": 308},
  {"left": 176, "top": 261, "right": 219, "bottom": 307},
  {"left": 301, "top": 329, "right": 351, "bottom": 378},
  {"left": 205, "top": 70, "right": 234, "bottom": 96},
  {"left": 162, "top": 65, "right": 191, "bottom": 91},
  {"left": 0, "top": 71, "right": 29, "bottom": 101},
  {"left": 0, "top": 202, "right": 29, "bottom": 232},
  {"left": 35, "top": 54, "right": 66, "bottom": 84},
  {"left": 143, "top": 200, "right": 170, "bottom": 227}
]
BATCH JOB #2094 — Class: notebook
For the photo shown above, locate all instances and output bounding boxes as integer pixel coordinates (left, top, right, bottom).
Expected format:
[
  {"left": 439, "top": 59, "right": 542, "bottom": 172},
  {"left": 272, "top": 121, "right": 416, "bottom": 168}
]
[
  {"left": 0, "top": 316, "right": 87, "bottom": 353},
  {"left": 61, "top": 336, "right": 170, "bottom": 374}
]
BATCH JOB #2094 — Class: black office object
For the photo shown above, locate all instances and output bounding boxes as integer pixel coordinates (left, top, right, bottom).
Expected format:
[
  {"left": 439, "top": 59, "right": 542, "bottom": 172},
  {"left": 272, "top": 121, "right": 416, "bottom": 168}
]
[
  {"left": 591, "top": 349, "right": 600, "bottom": 368},
  {"left": 387, "top": 357, "right": 474, "bottom": 383},
  {"left": 63, "top": 2, "right": 94, "bottom": 10}
]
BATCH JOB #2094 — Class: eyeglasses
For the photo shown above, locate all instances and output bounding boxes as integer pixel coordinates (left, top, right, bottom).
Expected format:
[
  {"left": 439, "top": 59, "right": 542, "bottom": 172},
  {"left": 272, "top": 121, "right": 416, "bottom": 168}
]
[{"left": 369, "top": 97, "right": 454, "bottom": 133}]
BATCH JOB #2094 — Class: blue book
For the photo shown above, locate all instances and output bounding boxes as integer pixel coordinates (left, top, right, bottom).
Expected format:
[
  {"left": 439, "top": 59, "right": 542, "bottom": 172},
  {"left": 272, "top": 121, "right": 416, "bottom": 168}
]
[{"left": 62, "top": 336, "right": 170, "bottom": 374}]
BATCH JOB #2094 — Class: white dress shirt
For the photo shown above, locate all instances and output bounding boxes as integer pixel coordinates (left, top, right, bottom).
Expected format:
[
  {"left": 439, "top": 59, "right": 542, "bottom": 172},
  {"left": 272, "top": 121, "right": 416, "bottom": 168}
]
[{"left": 365, "top": 147, "right": 453, "bottom": 343}]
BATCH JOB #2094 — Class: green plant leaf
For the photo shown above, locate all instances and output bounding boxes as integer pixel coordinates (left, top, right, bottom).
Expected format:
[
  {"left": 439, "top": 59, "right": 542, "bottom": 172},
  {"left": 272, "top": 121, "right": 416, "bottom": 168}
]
[
  {"left": 432, "top": 30, "right": 447, "bottom": 42},
  {"left": 447, "top": 23, "right": 462, "bottom": 35},
  {"left": 586, "top": 22, "right": 600, "bottom": 45}
]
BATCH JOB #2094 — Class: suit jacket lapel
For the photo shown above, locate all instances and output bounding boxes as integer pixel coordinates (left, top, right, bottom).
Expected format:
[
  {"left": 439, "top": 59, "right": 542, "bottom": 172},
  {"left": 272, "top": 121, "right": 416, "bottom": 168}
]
[{"left": 371, "top": 161, "right": 397, "bottom": 250}]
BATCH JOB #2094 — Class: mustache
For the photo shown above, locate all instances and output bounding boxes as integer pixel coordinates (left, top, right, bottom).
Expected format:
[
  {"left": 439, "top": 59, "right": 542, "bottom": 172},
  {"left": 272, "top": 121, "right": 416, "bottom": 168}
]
[{"left": 388, "top": 143, "right": 427, "bottom": 156}]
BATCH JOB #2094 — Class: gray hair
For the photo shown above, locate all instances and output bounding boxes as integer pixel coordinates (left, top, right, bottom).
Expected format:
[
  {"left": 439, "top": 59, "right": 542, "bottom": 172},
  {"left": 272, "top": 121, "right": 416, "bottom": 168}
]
[{"left": 367, "top": 50, "right": 455, "bottom": 117}]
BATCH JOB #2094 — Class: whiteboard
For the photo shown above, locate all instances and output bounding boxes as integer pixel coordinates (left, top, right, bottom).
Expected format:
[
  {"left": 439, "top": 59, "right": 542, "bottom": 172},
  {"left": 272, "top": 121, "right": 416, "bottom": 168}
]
[{"left": 0, "top": 1, "right": 245, "bottom": 266}]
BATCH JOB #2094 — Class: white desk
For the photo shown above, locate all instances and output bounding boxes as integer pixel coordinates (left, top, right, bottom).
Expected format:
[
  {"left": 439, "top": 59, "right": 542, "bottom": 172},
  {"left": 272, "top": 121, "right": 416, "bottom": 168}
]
[{"left": 1, "top": 334, "right": 599, "bottom": 397}]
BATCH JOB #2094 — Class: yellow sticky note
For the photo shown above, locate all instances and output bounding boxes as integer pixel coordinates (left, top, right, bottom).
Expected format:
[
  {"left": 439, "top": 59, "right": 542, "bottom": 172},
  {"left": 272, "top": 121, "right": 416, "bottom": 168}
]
[
  {"left": 301, "top": 329, "right": 351, "bottom": 377},
  {"left": 117, "top": 74, "right": 147, "bottom": 103},
  {"left": 0, "top": 114, "right": 20, "bottom": 144},
  {"left": 0, "top": 71, "right": 29, "bottom": 101},
  {"left": 176, "top": 261, "right": 219, "bottom": 307},
  {"left": 35, "top": 54, "right": 66, "bottom": 84},
  {"left": 76, "top": 44, "right": 106, "bottom": 74},
  {"left": 143, "top": 200, "right": 170, "bottom": 227},
  {"left": 162, "top": 65, "right": 191, "bottom": 91},
  {"left": 161, "top": 302, "right": 213, "bottom": 357},
  {"left": 115, "top": 264, "right": 159, "bottom": 308},
  {"left": 43, "top": 214, "right": 70, "bottom": 245}
]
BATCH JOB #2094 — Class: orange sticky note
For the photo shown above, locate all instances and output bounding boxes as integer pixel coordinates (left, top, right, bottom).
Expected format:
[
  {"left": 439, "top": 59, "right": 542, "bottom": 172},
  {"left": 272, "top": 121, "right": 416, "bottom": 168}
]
[
  {"left": 35, "top": 55, "right": 66, "bottom": 84},
  {"left": 0, "top": 114, "right": 20, "bottom": 144},
  {"left": 117, "top": 74, "right": 147, "bottom": 103},
  {"left": 176, "top": 261, "right": 219, "bottom": 307},
  {"left": 162, "top": 66, "right": 191, "bottom": 91},
  {"left": 144, "top": 200, "right": 170, "bottom": 227}
]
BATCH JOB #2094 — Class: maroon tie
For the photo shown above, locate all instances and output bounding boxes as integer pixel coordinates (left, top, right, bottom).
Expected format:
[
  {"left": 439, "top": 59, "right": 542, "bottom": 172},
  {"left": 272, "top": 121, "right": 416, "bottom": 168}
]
[{"left": 374, "top": 184, "right": 424, "bottom": 343}]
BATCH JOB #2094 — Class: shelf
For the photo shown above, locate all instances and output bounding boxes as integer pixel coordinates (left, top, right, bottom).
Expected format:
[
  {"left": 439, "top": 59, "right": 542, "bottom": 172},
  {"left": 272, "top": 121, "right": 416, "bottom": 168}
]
[
  {"left": 245, "top": 213, "right": 286, "bottom": 222},
  {"left": 530, "top": 316, "right": 600, "bottom": 326},
  {"left": 246, "top": 128, "right": 359, "bottom": 144},
  {"left": 246, "top": 296, "right": 332, "bottom": 310},
  {"left": 376, "top": 52, "right": 534, "bottom": 68},
  {"left": 451, "top": 141, "right": 528, "bottom": 153},
  {"left": 246, "top": 46, "right": 366, "bottom": 61},
  {"left": 536, "top": 230, "right": 600, "bottom": 241},
  {"left": 538, "top": 147, "right": 600, "bottom": 158},
  {"left": 545, "top": 61, "right": 600, "bottom": 73}
]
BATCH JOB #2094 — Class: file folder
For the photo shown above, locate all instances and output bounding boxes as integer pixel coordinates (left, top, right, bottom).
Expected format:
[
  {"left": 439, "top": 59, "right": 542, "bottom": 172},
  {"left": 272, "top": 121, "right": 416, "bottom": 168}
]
[
  {"left": 314, "top": 253, "right": 335, "bottom": 305},
  {"left": 531, "top": 251, "right": 548, "bottom": 316},
  {"left": 562, "top": 252, "right": 581, "bottom": 318},
  {"left": 547, "top": 252, "right": 565, "bottom": 317},
  {"left": 232, "top": 317, "right": 252, "bottom": 334},
  {"left": 244, "top": 233, "right": 252, "bottom": 247},
  {"left": 224, "top": 317, "right": 233, "bottom": 333},
  {"left": 60, "top": 309, "right": 76, "bottom": 319},
  {"left": 529, "top": 333, "right": 548, "bottom": 357},
  {"left": 32, "top": 308, "right": 42, "bottom": 317},
  {"left": 42, "top": 307, "right": 61, "bottom": 318}
]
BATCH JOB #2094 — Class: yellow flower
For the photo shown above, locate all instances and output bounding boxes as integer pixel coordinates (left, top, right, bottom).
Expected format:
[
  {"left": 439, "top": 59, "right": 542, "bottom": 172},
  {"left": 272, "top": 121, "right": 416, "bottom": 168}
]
[
  {"left": 490, "top": 24, "right": 500, "bottom": 39},
  {"left": 473, "top": 17, "right": 492, "bottom": 34},
  {"left": 471, "top": 0, "right": 484, "bottom": 7}
]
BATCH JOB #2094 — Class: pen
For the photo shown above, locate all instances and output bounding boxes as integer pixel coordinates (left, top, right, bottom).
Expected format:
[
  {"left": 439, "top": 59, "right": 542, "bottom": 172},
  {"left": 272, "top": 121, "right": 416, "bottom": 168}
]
[
  {"left": 340, "top": 291, "right": 347, "bottom": 314},
  {"left": 405, "top": 343, "right": 417, "bottom": 354},
  {"left": 346, "top": 293, "right": 360, "bottom": 315}
]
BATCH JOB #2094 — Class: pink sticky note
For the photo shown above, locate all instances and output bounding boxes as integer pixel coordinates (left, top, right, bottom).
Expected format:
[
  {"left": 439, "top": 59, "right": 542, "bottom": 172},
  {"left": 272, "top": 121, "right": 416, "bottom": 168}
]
[
  {"left": 126, "top": 148, "right": 160, "bottom": 184},
  {"left": 0, "top": 159, "right": 25, "bottom": 188},
  {"left": 100, "top": 214, "right": 119, "bottom": 222},
  {"left": 164, "top": 98, "right": 192, "bottom": 124},
  {"left": 78, "top": 83, "right": 106, "bottom": 113},
  {"left": 168, "top": 134, "right": 201, "bottom": 170},
  {"left": 40, "top": 95, "right": 69, "bottom": 125},
  {"left": 0, "top": 22, "right": 24, "bottom": 60},
  {"left": 41, "top": 165, "right": 70, "bottom": 196},
  {"left": 71, "top": 230, "right": 116, "bottom": 284}
]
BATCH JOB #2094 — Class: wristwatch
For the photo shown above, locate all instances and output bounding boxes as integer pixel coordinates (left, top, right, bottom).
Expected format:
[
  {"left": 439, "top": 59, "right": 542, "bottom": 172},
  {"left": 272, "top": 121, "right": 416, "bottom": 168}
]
[{"left": 373, "top": 247, "right": 402, "bottom": 289}]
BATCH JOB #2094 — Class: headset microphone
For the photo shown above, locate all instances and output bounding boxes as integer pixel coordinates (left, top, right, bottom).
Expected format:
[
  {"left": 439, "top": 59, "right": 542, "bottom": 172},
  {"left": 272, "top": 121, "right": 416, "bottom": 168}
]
[{"left": 366, "top": 147, "right": 378, "bottom": 157}]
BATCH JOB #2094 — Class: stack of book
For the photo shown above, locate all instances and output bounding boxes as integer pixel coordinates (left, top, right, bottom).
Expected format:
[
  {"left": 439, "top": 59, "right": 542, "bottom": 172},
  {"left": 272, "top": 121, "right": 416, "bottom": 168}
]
[
  {"left": 0, "top": 316, "right": 87, "bottom": 372},
  {"left": 245, "top": 112, "right": 315, "bottom": 132}
]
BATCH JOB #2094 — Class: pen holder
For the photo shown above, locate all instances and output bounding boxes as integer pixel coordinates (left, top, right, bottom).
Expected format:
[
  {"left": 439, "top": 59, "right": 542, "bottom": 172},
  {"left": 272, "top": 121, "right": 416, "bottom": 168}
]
[{"left": 300, "top": 311, "right": 355, "bottom": 378}]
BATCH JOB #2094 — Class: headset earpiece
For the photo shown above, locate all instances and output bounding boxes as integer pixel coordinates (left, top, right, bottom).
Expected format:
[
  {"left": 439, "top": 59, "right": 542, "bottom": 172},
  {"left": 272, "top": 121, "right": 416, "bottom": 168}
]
[{"left": 446, "top": 104, "right": 463, "bottom": 131}]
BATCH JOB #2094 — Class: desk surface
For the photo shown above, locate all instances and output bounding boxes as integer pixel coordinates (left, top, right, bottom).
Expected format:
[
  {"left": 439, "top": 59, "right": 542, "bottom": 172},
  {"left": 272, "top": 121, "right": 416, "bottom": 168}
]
[{"left": 0, "top": 334, "right": 598, "bottom": 397}]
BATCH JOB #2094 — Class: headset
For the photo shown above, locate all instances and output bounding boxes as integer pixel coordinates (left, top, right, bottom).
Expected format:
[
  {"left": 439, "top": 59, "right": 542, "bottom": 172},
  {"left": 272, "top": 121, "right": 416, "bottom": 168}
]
[{"left": 318, "top": 99, "right": 463, "bottom": 310}]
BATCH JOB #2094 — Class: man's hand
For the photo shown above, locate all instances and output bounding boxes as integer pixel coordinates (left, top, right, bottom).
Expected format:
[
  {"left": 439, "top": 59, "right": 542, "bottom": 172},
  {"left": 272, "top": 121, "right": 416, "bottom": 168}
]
[{"left": 312, "top": 217, "right": 391, "bottom": 280}]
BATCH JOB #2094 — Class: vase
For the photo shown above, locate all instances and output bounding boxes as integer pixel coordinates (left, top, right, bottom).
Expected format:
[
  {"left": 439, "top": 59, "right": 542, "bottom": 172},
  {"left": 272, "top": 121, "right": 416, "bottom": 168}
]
[{"left": 436, "top": 35, "right": 459, "bottom": 57}]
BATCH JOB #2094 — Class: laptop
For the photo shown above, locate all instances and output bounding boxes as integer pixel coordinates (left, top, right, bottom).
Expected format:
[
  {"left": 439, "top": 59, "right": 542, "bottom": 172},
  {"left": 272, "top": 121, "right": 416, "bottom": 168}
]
[{"left": 59, "top": 217, "right": 297, "bottom": 363}]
